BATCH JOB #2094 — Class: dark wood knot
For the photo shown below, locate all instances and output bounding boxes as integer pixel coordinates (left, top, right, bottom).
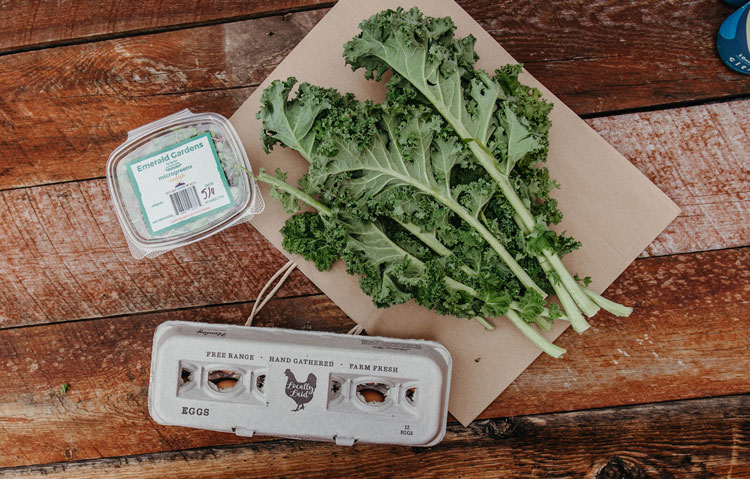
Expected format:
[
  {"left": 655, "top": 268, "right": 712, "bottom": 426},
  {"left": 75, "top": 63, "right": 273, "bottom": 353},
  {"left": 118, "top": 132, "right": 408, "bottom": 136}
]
[
  {"left": 480, "top": 417, "right": 517, "bottom": 440},
  {"left": 595, "top": 456, "right": 647, "bottom": 479}
]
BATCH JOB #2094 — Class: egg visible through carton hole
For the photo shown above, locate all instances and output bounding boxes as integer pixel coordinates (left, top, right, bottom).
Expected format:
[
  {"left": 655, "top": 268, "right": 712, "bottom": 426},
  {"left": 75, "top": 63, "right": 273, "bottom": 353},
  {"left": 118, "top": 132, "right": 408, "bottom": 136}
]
[
  {"left": 356, "top": 382, "right": 388, "bottom": 404},
  {"left": 208, "top": 370, "right": 240, "bottom": 391}
]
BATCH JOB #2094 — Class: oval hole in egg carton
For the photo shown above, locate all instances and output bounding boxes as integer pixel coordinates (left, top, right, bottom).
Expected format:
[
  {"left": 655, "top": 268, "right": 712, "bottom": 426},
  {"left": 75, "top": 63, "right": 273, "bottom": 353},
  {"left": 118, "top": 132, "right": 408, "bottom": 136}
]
[
  {"left": 207, "top": 369, "right": 242, "bottom": 393},
  {"left": 355, "top": 381, "right": 390, "bottom": 407}
]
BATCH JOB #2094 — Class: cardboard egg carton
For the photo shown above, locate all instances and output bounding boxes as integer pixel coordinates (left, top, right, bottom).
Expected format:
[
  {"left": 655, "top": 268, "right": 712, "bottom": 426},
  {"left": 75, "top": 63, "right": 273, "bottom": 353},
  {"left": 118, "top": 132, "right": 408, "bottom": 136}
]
[{"left": 148, "top": 321, "right": 452, "bottom": 446}]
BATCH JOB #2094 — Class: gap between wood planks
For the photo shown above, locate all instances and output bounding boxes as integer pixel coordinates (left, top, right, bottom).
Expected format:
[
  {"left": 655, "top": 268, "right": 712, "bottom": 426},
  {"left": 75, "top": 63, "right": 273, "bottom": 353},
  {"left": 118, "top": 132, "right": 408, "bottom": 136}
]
[
  {"left": 1, "top": 394, "right": 747, "bottom": 478},
  {"left": 0, "top": 1, "right": 336, "bottom": 57},
  {"left": 0, "top": 290, "right": 324, "bottom": 332},
  {"left": 0, "top": 93, "right": 747, "bottom": 325},
  {"left": 0, "top": 246, "right": 747, "bottom": 467},
  {"left": 0, "top": 241, "right": 747, "bottom": 333},
  {"left": 581, "top": 92, "right": 750, "bottom": 120}
]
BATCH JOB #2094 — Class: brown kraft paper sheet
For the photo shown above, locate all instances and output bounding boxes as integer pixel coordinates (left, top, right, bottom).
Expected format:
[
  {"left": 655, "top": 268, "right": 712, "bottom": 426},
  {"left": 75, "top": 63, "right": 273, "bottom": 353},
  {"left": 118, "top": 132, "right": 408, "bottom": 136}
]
[{"left": 229, "top": 0, "right": 681, "bottom": 425}]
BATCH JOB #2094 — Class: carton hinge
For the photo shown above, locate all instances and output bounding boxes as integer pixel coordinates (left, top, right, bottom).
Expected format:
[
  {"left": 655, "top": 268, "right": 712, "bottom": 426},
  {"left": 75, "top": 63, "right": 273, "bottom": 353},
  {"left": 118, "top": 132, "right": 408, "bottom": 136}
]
[
  {"left": 334, "top": 436, "right": 356, "bottom": 446},
  {"left": 235, "top": 427, "right": 255, "bottom": 438}
]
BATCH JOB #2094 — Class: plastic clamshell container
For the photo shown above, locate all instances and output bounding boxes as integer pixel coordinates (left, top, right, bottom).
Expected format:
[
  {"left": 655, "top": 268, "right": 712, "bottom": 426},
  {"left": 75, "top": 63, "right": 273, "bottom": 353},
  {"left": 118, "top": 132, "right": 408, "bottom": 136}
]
[
  {"left": 106, "top": 110, "right": 263, "bottom": 259},
  {"left": 148, "top": 321, "right": 452, "bottom": 447}
]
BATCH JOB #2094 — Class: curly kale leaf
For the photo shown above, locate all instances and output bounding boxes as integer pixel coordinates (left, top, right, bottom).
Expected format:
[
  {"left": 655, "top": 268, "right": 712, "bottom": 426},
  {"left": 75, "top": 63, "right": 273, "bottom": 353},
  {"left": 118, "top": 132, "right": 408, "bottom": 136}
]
[
  {"left": 345, "top": 7, "right": 614, "bottom": 326},
  {"left": 345, "top": 7, "right": 500, "bottom": 145},
  {"left": 494, "top": 64, "right": 553, "bottom": 165},
  {"left": 515, "top": 290, "right": 546, "bottom": 323},
  {"left": 525, "top": 218, "right": 581, "bottom": 258},
  {"left": 258, "top": 78, "right": 333, "bottom": 156},
  {"left": 280, "top": 212, "right": 344, "bottom": 271},
  {"left": 255, "top": 69, "right": 593, "bottom": 356}
]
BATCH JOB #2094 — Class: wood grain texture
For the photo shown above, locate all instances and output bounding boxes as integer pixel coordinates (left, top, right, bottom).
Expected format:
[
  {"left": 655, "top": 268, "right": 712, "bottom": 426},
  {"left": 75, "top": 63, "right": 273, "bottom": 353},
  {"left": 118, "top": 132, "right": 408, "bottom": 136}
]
[
  {"left": 0, "top": 0, "right": 328, "bottom": 53},
  {"left": 1, "top": 0, "right": 747, "bottom": 475},
  {"left": 1, "top": 0, "right": 745, "bottom": 115},
  {"left": 485, "top": 246, "right": 750, "bottom": 418},
  {"left": 0, "top": 11, "right": 327, "bottom": 190},
  {"left": 460, "top": 0, "right": 747, "bottom": 114},
  {"left": 0, "top": 247, "right": 747, "bottom": 467},
  {"left": 586, "top": 99, "right": 750, "bottom": 257},
  {"left": 1, "top": 95, "right": 747, "bottom": 328},
  {"left": 1, "top": 3, "right": 749, "bottom": 192},
  {"left": 0, "top": 180, "right": 318, "bottom": 328},
  {"left": 0, "top": 296, "right": 352, "bottom": 468},
  {"left": 2, "top": 395, "right": 748, "bottom": 478}
]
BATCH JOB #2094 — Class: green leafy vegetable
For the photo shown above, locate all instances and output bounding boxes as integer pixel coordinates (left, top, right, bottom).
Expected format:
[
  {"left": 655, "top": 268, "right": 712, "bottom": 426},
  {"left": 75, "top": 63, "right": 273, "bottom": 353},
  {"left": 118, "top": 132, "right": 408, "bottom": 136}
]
[
  {"left": 256, "top": 83, "right": 563, "bottom": 357},
  {"left": 254, "top": 8, "right": 632, "bottom": 357},
  {"left": 344, "top": 7, "right": 633, "bottom": 331}
]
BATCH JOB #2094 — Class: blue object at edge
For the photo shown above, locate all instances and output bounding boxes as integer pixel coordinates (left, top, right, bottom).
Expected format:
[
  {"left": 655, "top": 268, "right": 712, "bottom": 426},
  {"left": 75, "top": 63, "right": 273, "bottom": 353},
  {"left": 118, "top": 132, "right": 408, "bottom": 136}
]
[{"left": 718, "top": 2, "right": 750, "bottom": 73}]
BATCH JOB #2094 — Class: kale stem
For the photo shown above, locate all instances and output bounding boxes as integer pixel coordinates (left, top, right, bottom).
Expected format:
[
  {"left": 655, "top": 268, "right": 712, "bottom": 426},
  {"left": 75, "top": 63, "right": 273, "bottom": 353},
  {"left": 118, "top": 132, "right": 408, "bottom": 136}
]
[
  {"left": 508, "top": 213, "right": 589, "bottom": 332},
  {"left": 256, "top": 170, "right": 332, "bottom": 215},
  {"left": 444, "top": 277, "right": 478, "bottom": 296},
  {"left": 440, "top": 194, "right": 546, "bottom": 297},
  {"left": 392, "top": 218, "right": 450, "bottom": 256},
  {"left": 468, "top": 143, "right": 601, "bottom": 317},
  {"left": 540, "top": 254, "right": 590, "bottom": 332},
  {"left": 506, "top": 309, "right": 566, "bottom": 358},
  {"left": 474, "top": 317, "right": 495, "bottom": 331},
  {"left": 393, "top": 217, "right": 477, "bottom": 277},
  {"left": 534, "top": 315, "right": 553, "bottom": 332},
  {"left": 582, "top": 287, "right": 633, "bottom": 317}
]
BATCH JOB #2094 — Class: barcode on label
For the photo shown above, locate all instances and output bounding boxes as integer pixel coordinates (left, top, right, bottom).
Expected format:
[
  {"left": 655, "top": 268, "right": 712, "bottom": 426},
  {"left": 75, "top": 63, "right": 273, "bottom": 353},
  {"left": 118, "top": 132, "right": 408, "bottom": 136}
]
[{"left": 169, "top": 186, "right": 201, "bottom": 215}]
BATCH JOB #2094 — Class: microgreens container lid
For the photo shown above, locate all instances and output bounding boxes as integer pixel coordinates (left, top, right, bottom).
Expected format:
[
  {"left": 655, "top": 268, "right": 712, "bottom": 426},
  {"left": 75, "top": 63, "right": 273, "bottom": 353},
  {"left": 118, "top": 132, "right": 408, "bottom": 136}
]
[{"left": 106, "top": 110, "right": 264, "bottom": 259}]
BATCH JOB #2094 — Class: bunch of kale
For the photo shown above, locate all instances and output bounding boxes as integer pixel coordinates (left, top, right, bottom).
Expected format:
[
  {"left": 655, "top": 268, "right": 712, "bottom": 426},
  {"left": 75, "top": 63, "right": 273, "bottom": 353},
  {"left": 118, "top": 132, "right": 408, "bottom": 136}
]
[{"left": 255, "top": 7, "right": 631, "bottom": 356}]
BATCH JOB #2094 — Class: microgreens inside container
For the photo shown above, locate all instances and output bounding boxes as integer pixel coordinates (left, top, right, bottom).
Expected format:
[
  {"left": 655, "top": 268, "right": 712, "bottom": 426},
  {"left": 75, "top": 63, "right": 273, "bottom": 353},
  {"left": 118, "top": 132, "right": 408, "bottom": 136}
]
[{"left": 107, "top": 110, "right": 263, "bottom": 259}]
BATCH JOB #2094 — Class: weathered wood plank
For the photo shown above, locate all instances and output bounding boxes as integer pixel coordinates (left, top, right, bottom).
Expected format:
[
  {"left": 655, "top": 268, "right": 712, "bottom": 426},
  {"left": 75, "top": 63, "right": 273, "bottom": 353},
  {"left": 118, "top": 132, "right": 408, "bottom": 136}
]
[
  {"left": 586, "top": 99, "right": 750, "bottom": 257},
  {"left": 0, "top": 179, "right": 319, "bottom": 328},
  {"left": 0, "top": 11, "right": 327, "bottom": 190},
  {"left": 1, "top": 0, "right": 744, "bottom": 116},
  {"left": 0, "top": 295, "right": 352, "bottom": 467},
  {"left": 462, "top": 0, "right": 746, "bottom": 114},
  {"left": 0, "top": 0, "right": 328, "bottom": 53},
  {"left": 484, "top": 246, "right": 750, "bottom": 418},
  {"left": 2, "top": 395, "right": 747, "bottom": 478},
  {"left": 0, "top": 247, "right": 747, "bottom": 467},
  {"left": 2, "top": 95, "right": 748, "bottom": 328},
  {"left": 1, "top": 3, "right": 748, "bottom": 192}
]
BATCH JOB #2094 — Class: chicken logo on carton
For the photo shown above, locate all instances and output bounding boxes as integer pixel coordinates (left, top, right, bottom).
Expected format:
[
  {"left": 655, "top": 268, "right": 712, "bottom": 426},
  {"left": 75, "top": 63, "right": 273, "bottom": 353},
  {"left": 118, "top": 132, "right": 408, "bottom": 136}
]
[
  {"left": 148, "top": 321, "right": 452, "bottom": 446},
  {"left": 284, "top": 369, "right": 317, "bottom": 411}
]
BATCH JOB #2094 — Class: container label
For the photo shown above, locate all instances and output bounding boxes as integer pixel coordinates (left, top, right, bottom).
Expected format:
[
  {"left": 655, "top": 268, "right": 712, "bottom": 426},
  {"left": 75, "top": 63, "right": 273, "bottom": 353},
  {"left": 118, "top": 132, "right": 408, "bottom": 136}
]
[{"left": 127, "top": 133, "right": 234, "bottom": 235}]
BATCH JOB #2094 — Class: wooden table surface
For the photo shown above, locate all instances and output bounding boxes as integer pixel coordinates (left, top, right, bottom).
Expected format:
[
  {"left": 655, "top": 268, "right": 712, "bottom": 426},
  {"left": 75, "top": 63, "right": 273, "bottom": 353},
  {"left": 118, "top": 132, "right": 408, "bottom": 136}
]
[{"left": 1, "top": 1, "right": 748, "bottom": 477}]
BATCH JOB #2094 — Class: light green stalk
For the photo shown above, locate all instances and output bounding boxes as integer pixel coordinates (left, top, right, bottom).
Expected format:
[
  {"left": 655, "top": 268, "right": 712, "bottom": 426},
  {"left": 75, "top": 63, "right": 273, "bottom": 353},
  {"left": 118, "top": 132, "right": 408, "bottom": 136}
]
[{"left": 258, "top": 171, "right": 564, "bottom": 355}]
